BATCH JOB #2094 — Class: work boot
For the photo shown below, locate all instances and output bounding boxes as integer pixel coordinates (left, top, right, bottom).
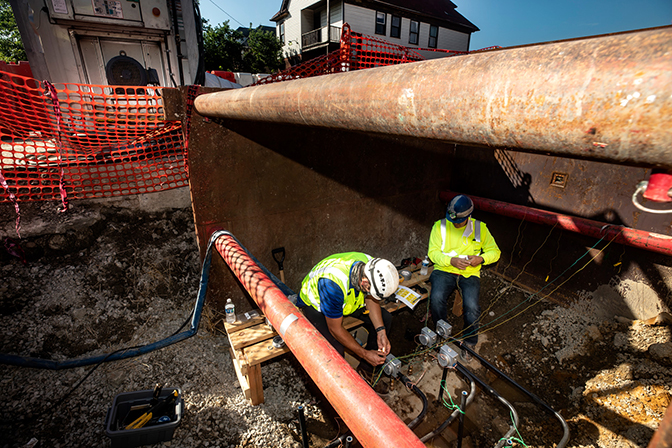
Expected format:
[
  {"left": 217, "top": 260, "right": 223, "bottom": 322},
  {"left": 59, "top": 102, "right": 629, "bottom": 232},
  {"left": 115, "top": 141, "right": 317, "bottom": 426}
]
[{"left": 460, "top": 343, "right": 475, "bottom": 363}]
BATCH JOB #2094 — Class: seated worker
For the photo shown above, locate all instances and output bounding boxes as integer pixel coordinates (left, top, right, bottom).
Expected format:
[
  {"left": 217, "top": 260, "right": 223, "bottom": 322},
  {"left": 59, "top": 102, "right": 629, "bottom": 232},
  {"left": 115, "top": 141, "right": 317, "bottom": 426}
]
[
  {"left": 428, "top": 195, "right": 501, "bottom": 361},
  {"left": 296, "top": 252, "right": 399, "bottom": 390}
]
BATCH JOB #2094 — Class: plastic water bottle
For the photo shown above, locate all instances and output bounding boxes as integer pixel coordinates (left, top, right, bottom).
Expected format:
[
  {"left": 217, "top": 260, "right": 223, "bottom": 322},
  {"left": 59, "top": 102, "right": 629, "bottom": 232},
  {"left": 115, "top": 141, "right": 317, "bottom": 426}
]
[
  {"left": 420, "top": 256, "right": 430, "bottom": 276},
  {"left": 225, "top": 299, "right": 236, "bottom": 324}
]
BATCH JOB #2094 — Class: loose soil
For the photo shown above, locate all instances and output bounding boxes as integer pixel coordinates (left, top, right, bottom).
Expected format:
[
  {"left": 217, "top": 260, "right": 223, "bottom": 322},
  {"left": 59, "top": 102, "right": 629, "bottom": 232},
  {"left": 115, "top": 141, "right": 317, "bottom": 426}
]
[{"left": 1, "top": 202, "right": 670, "bottom": 447}]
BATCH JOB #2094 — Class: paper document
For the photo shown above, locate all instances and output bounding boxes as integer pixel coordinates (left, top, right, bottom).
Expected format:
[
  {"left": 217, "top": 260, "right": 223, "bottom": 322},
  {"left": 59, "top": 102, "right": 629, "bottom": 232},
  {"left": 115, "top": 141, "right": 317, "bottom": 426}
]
[{"left": 394, "top": 286, "right": 423, "bottom": 310}]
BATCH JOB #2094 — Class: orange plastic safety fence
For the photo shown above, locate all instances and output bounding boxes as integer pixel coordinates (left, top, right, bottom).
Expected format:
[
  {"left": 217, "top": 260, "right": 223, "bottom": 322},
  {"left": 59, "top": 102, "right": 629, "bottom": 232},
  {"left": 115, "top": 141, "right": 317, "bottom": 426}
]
[
  {"left": 253, "top": 23, "right": 468, "bottom": 86},
  {"left": 1, "top": 71, "right": 187, "bottom": 205}
]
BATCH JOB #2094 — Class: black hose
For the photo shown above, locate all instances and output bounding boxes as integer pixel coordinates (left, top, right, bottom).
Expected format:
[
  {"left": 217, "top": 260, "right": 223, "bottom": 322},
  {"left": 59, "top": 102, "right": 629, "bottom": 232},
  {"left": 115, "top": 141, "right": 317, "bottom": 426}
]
[
  {"left": 298, "top": 405, "right": 309, "bottom": 448},
  {"left": 420, "top": 363, "right": 476, "bottom": 443},
  {"left": 0, "top": 230, "right": 295, "bottom": 369},
  {"left": 398, "top": 373, "right": 428, "bottom": 430},
  {"left": 457, "top": 390, "right": 468, "bottom": 448},
  {"left": 457, "top": 363, "right": 519, "bottom": 448},
  {"left": 451, "top": 338, "right": 570, "bottom": 448}
]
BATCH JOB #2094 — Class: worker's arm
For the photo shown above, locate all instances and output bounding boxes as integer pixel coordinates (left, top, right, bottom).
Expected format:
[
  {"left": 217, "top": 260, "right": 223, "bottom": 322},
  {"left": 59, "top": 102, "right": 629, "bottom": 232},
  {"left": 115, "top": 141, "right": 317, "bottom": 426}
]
[
  {"left": 325, "top": 316, "right": 387, "bottom": 366},
  {"left": 468, "top": 222, "right": 501, "bottom": 267},
  {"left": 364, "top": 298, "right": 390, "bottom": 355},
  {"left": 428, "top": 221, "right": 453, "bottom": 268}
]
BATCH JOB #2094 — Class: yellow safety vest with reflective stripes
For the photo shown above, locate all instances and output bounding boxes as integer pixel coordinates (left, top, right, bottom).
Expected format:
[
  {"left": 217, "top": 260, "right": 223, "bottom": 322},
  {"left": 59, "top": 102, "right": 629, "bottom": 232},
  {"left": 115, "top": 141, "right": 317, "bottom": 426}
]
[
  {"left": 300, "top": 252, "right": 371, "bottom": 315},
  {"left": 428, "top": 217, "right": 501, "bottom": 278}
]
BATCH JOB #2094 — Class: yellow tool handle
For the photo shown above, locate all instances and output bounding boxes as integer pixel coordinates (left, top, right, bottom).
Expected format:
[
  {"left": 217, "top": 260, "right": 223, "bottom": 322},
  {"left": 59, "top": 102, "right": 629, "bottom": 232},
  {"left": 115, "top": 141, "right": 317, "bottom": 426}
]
[{"left": 125, "top": 412, "right": 152, "bottom": 430}]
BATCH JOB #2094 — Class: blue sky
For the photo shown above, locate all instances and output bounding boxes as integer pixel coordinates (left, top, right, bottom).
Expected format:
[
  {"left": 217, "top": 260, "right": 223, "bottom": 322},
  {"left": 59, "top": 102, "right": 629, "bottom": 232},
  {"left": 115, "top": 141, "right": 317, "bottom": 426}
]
[{"left": 198, "top": 0, "right": 672, "bottom": 50}]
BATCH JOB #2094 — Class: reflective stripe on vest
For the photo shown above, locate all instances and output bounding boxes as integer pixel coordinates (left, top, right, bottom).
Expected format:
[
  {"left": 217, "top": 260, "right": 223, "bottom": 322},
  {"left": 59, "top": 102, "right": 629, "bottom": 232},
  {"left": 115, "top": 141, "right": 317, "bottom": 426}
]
[
  {"left": 301, "top": 253, "right": 371, "bottom": 314},
  {"left": 440, "top": 218, "right": 481, "bottom": 256}
]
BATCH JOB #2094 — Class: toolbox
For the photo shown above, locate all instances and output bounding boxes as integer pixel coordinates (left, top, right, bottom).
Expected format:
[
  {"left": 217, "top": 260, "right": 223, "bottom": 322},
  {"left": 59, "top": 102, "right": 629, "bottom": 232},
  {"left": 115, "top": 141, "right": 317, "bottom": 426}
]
[{"left": 104, "top": 387, "right": 183, "bottom": 448}]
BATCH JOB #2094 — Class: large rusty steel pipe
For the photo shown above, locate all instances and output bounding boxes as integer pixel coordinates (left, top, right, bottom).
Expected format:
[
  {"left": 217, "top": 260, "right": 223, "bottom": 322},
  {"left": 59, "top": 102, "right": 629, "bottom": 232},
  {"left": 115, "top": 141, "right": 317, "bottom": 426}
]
[
  {"left": 195, "top": 27, "right": 672, "bottom": 169},
  {"left": 440, "top": 191, "right": 672, "bottom": 256},
  {"left": 213, "top": 232, "right": 424, "bottom": 448}
]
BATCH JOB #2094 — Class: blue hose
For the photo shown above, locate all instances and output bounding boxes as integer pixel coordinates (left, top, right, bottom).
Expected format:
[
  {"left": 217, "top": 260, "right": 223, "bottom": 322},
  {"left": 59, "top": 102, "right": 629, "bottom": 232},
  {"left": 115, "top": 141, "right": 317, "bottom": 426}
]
[{"left": 0, "top": 230, "right": 294, "bottom": 370}]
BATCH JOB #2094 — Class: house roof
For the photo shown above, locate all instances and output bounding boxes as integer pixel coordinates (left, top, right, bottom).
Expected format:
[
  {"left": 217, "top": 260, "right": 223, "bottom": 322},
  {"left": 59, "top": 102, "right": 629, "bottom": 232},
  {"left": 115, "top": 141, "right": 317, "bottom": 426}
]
[
  {"left": 363, "top": 0, "right": 478, "bottom": 32},
  {"left": 271, "top": 0, "right": 478, "bottom": 32},
  {"left": 270, "top": 0, "right": 290, "bottom": 22}
]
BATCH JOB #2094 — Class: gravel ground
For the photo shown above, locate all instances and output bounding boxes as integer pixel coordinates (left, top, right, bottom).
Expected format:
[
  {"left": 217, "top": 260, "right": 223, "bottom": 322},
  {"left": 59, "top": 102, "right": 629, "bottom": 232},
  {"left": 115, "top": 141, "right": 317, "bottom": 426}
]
[{"left": 1, "top": 202, "right": 671, "bottom": 447}]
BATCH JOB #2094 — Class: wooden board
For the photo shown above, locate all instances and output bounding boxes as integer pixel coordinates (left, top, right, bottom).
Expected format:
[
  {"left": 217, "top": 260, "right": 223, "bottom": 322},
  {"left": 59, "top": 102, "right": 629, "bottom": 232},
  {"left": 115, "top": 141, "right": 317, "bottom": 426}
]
[
  {"left": 228, "top": 324, "right": 278, "bottom": 350},
  {"left": 243, "top": 338, "right": 291, "bottom": 367}
]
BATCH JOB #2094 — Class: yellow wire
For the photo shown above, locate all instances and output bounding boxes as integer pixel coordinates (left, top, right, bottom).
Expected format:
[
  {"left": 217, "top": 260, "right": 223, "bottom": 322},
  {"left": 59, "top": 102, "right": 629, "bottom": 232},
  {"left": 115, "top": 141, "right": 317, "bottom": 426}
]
[
  {"left": 452, "top": 221, "right": 558, "bottom": 341},
  {"left": 477, "top": 229, "right": 623, "bottom": 336}
]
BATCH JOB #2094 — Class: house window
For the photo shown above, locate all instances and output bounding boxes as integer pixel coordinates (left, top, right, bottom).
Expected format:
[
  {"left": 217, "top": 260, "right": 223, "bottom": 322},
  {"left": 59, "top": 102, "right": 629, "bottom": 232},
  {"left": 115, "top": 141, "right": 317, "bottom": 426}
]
[
  {"left": 409, "top": 20, "right": 419, "bottom": 45},
  {"left": 279, "top": 22, "right": 285, "bottom": 44},
  {"left": 390, "top": 15, "right": 401, "bottom": 38},
  {"left": 428, "top": 25, "right": 438, "bottom": 48},
  {"left": 375, "top": 11, "right": 386, "bottom": 35}
]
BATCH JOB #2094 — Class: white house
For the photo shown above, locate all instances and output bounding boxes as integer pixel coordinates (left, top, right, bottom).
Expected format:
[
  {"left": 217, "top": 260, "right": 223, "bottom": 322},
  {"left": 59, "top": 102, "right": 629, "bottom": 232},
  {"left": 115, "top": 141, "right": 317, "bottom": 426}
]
[{"left": 270, "top": 0, "right": 479, "bottom": 66}]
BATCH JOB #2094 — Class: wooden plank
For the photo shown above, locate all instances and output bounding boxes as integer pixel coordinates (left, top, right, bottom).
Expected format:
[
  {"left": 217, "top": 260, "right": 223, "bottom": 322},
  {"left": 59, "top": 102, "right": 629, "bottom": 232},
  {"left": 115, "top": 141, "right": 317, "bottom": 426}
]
[
  {"left": 231, "top": 347, "right": 248, "bottom": 376},
  {"left": 398, "top": 266, "right": 433, "bottom": 288},
  {"left": 224, "top": 314, "right": 267, "bottom": 334},
  {"left": 247, "top": 364, "right": 264, "bottom": 405},
  {"left": 229, "top": 324, "right": 278, "bottom": 350},
  {"left": 229, "top": 347, "right": 252, "bottom": 401},
  {"left": 243, "top": 339, "right": 291, "bottom": 367}
]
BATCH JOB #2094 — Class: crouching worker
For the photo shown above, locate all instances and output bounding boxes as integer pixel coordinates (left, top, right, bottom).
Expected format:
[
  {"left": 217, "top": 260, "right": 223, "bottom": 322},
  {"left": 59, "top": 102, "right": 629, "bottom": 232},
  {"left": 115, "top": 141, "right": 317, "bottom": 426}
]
[{"left": 296, "top": 252, "right": 399, "bottom": 392}]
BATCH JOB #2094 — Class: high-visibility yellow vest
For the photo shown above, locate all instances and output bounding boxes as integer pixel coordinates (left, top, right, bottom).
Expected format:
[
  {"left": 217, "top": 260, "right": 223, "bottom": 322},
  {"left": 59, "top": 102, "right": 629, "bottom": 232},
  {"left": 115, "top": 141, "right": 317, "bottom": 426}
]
[{"left": 300, "top": 252, "right": 371, "bottom": 315}]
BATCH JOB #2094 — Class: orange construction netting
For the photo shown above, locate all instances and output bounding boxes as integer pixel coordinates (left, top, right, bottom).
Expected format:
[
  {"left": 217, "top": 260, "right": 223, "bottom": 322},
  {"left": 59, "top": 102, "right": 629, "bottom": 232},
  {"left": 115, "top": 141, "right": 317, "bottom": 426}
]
[
  {"left": 0, "top": 72, "right": 187, "bottom": 209},
  {"left": 2, "top": 24, "right": 496, "bottom": 213}
]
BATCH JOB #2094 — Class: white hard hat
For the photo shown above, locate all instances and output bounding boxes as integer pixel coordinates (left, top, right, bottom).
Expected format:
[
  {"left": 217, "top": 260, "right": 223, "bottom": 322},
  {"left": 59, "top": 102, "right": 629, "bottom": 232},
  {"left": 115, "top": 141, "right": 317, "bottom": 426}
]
[{"left": 363, "top": 258, "right": 400, "bottom": 300}]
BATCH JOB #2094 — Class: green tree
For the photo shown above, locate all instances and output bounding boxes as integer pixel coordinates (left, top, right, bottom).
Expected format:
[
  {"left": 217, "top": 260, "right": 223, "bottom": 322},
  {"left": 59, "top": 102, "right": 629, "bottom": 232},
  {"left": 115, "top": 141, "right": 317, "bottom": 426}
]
[
  {"left": 202, "top": 20, "right": 283, "bottom": 74},
  {"left": 203, "top": 20, "right": 245, "bottom": 72},
  {"left": 242, "top": 27, "right": 283, "bottom": 74},
  {"left": 0, "top": 0, "right": 27, "bottom": 62}
]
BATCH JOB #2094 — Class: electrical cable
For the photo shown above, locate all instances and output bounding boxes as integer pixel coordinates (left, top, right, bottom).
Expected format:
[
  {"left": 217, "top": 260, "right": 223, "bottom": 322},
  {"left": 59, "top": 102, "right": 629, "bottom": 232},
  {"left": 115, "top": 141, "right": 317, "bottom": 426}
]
[
  {"left": 632, "top": 181, "right": 672, "bottom": 214},
  {"left": 455, "top": 343, "right": 569, "bottom": 448},
  {"left": 396, "top": 372, "right": 428, "bottom": 430},
  {"left": 1, "top": 345, "right": 141, "bottom": 425},
  {"left": 463, "top": 222, "right": 558, "bottom": 340},
  {"left": 420, "top": 363, "right": 476, "bottom": 443},
  {"left": 499, "top": 411, "right": 529, "bottom": 447},
  {"left": 477, "top": 229, "right": 623, "bottom": 336},
  {"left": 0, "top": 230, "right": 294, "bottom": 369},
  {"left": 206, "top": 0, "right": 245, "bottom": 27}
]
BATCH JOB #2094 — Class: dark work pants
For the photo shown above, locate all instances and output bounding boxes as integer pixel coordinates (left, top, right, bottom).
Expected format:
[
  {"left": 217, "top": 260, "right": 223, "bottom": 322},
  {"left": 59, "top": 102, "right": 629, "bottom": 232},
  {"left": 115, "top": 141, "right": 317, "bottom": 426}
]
[
  {"left": 301, "top": 305, "right": 392, "bottom": 371},
  {"left": 429, "top": 269, "right": 481, "bottom": 346}
]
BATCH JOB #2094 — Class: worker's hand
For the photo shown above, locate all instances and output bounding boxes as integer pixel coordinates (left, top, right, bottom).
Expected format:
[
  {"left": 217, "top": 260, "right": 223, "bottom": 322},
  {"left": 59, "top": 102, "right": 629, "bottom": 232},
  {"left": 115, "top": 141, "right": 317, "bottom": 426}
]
[
  {"left": 451, "top": 257, "right": 471, "bottom": 270},
  {"left": 376, "top": 331, "right": 391, "bottom": 356},
  {"left": 362, "top": 349, "right": 387, "bottom": 366},
  {"left": 467, "top": 255, "right": 484, "bottom": 267}
]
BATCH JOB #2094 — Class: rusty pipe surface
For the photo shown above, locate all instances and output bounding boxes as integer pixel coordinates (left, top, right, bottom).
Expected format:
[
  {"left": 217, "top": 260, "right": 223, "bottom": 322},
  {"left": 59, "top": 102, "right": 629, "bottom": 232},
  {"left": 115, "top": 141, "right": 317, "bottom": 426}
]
[
  {"left": 648, "top": 402, "right": 672, "bottom": 448},
  {"left": 440, "top": 191, "right": 672, "bottom": 256},
  {"left": 195, "top": 27, "right": 672, "bottom": 169},
  {"left": 213, "top": 231, "right": 424, "bottom": 448}
]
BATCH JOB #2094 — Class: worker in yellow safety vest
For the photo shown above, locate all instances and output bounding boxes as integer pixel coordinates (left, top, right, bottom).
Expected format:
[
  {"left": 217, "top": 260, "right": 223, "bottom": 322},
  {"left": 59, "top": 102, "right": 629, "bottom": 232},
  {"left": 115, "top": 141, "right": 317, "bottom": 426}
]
[
  {"left": 428, "top": 195, "right": 501, "bottom": 362},
  {"left": 297, "top": 252, "right": 399, "bottom": 387}
]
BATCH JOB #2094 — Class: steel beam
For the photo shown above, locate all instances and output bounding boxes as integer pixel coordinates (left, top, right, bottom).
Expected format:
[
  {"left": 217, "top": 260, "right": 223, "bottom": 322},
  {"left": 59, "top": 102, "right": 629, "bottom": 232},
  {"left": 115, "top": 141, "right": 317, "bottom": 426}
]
[{"left": 194, "top": 27, "right": 672, "bottom": 169}]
